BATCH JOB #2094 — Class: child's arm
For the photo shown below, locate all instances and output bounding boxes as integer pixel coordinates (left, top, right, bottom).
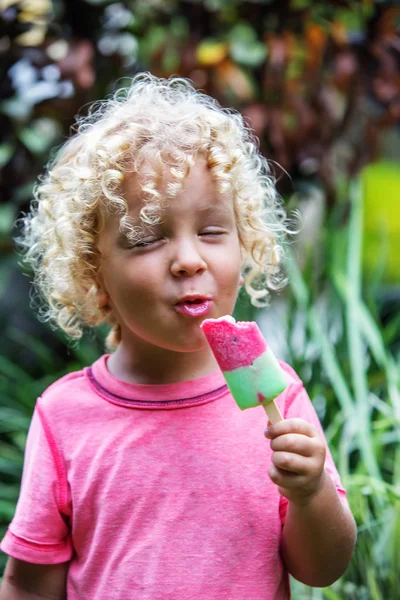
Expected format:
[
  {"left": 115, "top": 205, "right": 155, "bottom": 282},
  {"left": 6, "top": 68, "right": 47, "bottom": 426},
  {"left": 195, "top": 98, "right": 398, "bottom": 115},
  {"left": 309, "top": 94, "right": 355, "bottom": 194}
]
[
  {"left": 265, "top": 418, "right": 357, "bottom": 587},
  {"left": 0, "top": 557, "right": 68, "bottom": 600}
]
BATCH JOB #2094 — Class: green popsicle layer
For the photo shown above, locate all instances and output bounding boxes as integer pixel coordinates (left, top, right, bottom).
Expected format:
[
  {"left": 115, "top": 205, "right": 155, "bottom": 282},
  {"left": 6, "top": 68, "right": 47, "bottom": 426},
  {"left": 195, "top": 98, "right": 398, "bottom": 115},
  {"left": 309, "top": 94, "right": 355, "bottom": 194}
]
[{"left": 223, "top": 350, "right": 287, "bottom": 410}]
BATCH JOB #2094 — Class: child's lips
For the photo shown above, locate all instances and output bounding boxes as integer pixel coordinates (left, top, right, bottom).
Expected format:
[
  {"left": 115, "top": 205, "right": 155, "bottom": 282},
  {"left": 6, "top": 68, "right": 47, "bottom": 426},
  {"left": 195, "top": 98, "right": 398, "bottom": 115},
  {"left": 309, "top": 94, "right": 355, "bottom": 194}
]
[{"left": 174, "top": 298, "right": 213, "bottom": 317}]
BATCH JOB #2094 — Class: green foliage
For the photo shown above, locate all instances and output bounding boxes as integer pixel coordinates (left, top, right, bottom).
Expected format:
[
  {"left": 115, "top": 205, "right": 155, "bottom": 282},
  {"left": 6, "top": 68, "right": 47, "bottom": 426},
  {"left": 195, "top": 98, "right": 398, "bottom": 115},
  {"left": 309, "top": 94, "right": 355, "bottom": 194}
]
[
  {"left": 361, "top": 162, "right": 400, "bottom": 283},
  {"left": 284, "top": 183, "right": 400, "bottom": 597},
  {"left": 231, "top": 177, "right": 399, "bottom": 596},
  {"left": 0, "top": 326, "right": 105, "bottom": 572}
]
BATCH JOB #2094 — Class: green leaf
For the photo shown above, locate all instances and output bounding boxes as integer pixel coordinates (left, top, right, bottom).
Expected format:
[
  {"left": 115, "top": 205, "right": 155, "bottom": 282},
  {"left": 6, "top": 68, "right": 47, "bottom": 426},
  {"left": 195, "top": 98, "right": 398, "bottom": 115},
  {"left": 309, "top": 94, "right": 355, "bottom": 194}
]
[
  {"left": 0, "top": 143, "right": 14, "bottom": 168},
  {"left": 322, "top": 588, "right": 344, "bottom": 600},
  {"left": 345, "top": 181, "right": 381, "bottom": 480},
  {"left": 227, "top": 22, "right": 267, "bottom": 67},
  {"left": 12, "top": 180, "right": 34, "bottom": 205},
  {"left": 0, "top": 355, "right": 33, "bottom": 383},
  {"left": 285, "top": 249, "right": 310, "bottom": 308},
  {"left": 170, "top": 16, "right": 189, "bottom": 40},
  {"left": 307, "top": 307, "right": 355, "bottom": 424},
  {"left": 227, "top": 23, "right": 258, "bottom": 44},
  {"left": 140, "top": 25, "right": 167, "bottom": 59},
  {"left": 0, "top": 443, "right": 23, "bottom": 476},
  {"left": 0, "top": 204, "right": 15, "bottom": 237},
  {"left": 18, "top": 119, "right": 60, "bottom": 155},
  {"left": 8, "top": 327, "right": 61, "bottom": 372},
  {"left": 0, "top": 484, "right": 20, "bottom": 501},
  {"left": 291, "top": 0, "right": 311, "bottom": 8},
  {"left": 230, "top": 39, "right": 267, "bottom": 67},
  {"left": 162, "top": 46, "right": 180, "bottom": 72},
  {"left": 0, "top": 500, "right": 16, "bottom": 521},
  {"left": 0, "top": 408, "right": 30, "bottom": 433}
]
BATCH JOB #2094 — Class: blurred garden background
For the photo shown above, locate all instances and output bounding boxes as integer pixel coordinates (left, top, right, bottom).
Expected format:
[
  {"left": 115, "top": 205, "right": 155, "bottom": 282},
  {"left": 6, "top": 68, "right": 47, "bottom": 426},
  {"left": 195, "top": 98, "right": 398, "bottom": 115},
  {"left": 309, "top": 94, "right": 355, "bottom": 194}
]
[{"left": 0, "top": 0, "right": 399, "bottom": 597}]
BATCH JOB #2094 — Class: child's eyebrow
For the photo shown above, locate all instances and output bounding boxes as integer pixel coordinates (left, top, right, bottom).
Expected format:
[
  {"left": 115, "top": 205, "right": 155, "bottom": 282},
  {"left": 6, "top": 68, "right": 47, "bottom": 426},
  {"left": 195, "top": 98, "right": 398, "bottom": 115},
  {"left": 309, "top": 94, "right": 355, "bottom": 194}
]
[
  {"left": 116, "top": 225, "right": 148, "bottom": 244},
  {"left": 115, "top": 203, "right": 234, "bottom": 243},
  {"left": 115, "top": 219, "right": 149, "bottom": 242},
  {"left": 196, "top": 204, "right": 234, "bottom": 217}
]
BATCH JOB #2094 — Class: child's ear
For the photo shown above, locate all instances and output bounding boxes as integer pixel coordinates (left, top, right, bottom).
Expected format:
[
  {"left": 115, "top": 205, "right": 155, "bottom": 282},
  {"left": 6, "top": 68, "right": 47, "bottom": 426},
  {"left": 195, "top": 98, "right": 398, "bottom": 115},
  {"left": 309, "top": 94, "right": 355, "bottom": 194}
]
[
  {"left": 96, "top": 289, "right": 109, "bottom": 308},
  {"left": 94, "top": 270, "right": 109, "bottom": 308}
]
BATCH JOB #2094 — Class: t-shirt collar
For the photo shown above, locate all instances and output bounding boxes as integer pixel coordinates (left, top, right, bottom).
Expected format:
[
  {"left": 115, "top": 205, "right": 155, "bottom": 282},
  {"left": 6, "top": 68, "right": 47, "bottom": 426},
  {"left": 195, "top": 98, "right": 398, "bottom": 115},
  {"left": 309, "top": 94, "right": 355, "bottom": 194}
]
[{"left": 85, "top": 354, "right": 228, "bottom": 410}]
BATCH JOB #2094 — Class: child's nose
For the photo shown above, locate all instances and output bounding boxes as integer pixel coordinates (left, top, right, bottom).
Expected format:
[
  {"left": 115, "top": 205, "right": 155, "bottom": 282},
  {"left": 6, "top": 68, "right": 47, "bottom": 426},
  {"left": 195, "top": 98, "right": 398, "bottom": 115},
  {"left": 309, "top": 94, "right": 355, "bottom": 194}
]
[{"left": 170, "top": 237, "right": 207, "bottom": 277}]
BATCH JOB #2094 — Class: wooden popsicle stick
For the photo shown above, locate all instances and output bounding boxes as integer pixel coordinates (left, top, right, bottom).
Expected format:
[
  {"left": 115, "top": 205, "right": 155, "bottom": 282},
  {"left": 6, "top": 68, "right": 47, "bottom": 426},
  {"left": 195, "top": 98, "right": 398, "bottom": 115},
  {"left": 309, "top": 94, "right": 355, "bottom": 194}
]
[{"left": 263, "top": 400, "right": 283, "bottom": 424}]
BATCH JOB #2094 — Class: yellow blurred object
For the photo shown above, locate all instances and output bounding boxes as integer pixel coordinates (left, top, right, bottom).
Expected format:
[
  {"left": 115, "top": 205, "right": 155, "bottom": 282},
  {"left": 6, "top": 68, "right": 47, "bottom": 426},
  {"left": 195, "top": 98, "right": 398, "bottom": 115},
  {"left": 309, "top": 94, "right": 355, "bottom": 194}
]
[
  {"left": 361, "top": 161, "right": 400, "bottom": 283},
  {"left": 0, "top": 0, "right": 18, "bottom": 9},
  {"left": 22, "top": 0, "right": 51, "bottom": 13},
  {"left": 331, "top": 21, "right": 348, "bottom": 45},
  {"left": 1, "top": 0, "right": 51, "bottom": 16},
  {"left": 2, "top": 0, "right": 52, "bottom": 46},
  {"left": 17, "top": 25, "right": 46, "bottom": 46},
  {"left": 196, "top": 39, "right": 228, "bottom": 66}
]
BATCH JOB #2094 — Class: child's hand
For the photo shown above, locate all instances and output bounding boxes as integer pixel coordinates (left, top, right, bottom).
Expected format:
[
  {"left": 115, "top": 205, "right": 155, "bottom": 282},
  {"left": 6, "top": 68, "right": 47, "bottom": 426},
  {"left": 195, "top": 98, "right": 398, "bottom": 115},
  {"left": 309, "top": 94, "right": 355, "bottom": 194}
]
[{"left": 264, "top": 418, "right": 326, "bottom": 506}]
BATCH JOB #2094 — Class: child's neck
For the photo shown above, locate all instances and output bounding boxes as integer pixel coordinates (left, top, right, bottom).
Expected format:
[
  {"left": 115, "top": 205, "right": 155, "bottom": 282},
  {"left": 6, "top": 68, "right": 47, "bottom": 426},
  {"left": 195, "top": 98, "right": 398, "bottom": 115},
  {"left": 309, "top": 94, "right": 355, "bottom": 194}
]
[{"left": 106, "top": 342, "right": 219, "bottom": 385}]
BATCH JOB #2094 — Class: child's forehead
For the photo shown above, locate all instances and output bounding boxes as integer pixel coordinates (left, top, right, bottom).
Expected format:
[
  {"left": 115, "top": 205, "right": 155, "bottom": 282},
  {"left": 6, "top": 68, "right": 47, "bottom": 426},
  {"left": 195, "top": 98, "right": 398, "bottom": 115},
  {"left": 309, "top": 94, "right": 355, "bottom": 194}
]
[{"left": 121, "top": 159, "right": 233, "bottom": 215}]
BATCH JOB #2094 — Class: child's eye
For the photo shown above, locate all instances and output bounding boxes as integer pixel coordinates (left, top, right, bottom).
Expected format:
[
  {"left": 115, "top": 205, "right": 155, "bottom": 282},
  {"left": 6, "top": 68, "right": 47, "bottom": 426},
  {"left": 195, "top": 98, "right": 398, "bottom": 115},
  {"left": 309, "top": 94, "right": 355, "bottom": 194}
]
[
  {"left": 132, "top": 238, "right": 160, "bottom": 248},
  {"left": 200, "top": 229, "right": 226, "bottom": 237}
]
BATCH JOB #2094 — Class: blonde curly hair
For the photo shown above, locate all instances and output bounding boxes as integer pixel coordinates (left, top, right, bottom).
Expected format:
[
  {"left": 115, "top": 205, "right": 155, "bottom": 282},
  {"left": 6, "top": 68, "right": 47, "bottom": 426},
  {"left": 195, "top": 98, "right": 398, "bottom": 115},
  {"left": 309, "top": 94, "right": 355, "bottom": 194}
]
[{"left": 16, "top": 73, "right": 291, "bottom": 351}]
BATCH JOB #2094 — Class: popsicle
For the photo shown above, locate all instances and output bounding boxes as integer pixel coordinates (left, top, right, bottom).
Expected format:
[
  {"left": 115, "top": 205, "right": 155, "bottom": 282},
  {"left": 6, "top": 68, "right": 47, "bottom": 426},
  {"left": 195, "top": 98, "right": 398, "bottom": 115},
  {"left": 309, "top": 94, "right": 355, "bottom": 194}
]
[{"left": 200, "top": 315, "right": 287, "bottom": 424}]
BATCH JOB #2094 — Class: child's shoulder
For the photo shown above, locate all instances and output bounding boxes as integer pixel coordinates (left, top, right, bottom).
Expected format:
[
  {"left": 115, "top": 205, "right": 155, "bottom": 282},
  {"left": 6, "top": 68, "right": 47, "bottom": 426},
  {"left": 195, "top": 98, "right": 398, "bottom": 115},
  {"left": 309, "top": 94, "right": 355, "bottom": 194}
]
[
  {"left": 41, "top": 366, "right": 87, "bottom": 398},
  {"left": 36, "top": 358, "right": 100, "bottom": 416},
  {"left": 278, "top": 359, "right": 304, "bottom": 386}
]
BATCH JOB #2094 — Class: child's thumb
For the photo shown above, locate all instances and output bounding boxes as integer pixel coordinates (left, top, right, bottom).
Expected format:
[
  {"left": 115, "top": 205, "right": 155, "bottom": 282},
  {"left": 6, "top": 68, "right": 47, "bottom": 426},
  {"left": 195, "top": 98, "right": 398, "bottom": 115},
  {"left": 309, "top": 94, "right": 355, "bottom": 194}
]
[{"left": 264, "top": 419, "right": 272, "bottom": 438}]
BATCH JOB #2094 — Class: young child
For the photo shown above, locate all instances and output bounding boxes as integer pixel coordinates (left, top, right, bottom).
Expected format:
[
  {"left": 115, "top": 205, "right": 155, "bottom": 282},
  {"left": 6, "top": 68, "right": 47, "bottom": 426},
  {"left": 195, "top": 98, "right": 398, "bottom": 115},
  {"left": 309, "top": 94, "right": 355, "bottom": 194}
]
[{"left": 0, "top": 74, "right": 356, "bottom": 600}]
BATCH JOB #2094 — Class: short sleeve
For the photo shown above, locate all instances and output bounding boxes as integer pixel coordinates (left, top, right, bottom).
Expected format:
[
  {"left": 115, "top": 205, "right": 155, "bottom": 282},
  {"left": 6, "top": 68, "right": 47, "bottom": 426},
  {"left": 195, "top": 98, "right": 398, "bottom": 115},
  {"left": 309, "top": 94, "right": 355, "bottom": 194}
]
[
  {"left": 278, "top": 366, "right": 349, "bottom": 525},
  {"left": 0, "top": 404, "right": 73, "bottom": 564}
]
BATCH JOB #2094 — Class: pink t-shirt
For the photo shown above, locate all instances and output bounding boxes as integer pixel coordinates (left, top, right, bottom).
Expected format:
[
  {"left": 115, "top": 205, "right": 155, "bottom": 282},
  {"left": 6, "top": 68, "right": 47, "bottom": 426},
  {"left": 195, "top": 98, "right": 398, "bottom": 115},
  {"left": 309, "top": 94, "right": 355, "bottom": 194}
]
[{"left": 1, "top": 355, "right": 347, "bottom": 599}]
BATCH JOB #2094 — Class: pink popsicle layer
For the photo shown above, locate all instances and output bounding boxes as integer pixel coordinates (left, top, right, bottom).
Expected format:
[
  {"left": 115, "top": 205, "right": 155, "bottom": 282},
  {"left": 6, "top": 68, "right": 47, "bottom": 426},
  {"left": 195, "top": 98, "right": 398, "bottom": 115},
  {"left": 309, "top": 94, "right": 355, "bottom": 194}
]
[{"left": 200, "top": 316, "right": 267, "bottom": 371}]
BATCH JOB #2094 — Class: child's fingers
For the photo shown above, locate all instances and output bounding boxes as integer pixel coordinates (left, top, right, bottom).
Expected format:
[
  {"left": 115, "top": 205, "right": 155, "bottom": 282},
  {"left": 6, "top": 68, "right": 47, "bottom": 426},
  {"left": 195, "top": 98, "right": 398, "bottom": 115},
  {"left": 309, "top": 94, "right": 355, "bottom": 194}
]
[
  {"left": 271, "top": 451, "right": 310, "bottom": 475},
  {"left": 268, "top": 465, "right": 326, "bottom": 503},
  {"left": 269, "top": 433, "right": 316, "bottom": 457},
  {"left": 265, "top": 418, "right": 317, "bottom": 439},
  {"left": 263, "top": 419, "right": 272, "bottom": 437},
  {"left": 269, "top": 465, "right": 304, "bottom": 486}
]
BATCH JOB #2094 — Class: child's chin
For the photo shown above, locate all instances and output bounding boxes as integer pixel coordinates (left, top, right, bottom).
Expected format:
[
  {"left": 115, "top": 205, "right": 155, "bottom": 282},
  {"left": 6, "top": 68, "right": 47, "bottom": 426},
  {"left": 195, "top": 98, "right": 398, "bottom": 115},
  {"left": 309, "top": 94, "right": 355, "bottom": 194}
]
[{"left": 166, "top": 336, "right": 208, "bottom": 354}]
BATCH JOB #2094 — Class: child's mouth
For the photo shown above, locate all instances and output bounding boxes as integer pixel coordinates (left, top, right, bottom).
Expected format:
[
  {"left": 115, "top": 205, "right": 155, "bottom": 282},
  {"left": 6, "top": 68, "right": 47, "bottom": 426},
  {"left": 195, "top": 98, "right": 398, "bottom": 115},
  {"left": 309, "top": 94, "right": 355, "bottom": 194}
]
[{"left": 175, "top": 298, "right": 213, "bottom": 318}]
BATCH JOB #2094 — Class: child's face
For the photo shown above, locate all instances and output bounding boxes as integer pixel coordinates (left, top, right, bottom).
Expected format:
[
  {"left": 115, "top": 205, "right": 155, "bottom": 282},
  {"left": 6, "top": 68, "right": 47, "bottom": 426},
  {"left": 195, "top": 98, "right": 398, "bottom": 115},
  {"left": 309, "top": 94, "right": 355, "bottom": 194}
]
[{"left": 96, "top": 159, "right": 242, "bottom": 355}]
